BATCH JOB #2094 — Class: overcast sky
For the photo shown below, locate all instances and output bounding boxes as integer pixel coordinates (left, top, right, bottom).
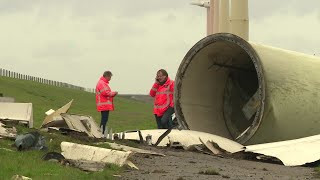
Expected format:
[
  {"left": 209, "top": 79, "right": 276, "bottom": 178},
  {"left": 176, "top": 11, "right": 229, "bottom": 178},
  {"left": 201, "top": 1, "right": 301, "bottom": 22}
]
[{"left": 1, "top": 0, "right": 319, "bottom": 94}]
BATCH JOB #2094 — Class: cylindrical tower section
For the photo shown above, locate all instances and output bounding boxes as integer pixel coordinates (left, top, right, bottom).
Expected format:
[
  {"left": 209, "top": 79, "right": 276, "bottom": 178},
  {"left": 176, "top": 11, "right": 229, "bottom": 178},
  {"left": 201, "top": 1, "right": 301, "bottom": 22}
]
[
  {"left": 175, "top": 33, "right": 320, "bottom": 145},
  {"left": 207, "top": 8, "right": 212, "bottom": 35},
  {"left": 212, "top": 0, "right": 219, "bottom": 34},
  {"left": 219, "top": 0, "right": 229, "bottom": 33},
  {"left": 230, "top": 0, "right": 249, "bottom": 40}
]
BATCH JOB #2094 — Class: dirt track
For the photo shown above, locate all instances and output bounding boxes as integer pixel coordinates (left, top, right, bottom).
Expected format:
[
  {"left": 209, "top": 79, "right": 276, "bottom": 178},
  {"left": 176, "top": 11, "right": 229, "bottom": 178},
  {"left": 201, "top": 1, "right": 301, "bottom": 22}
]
[
  {"left": 118, "top": 96, "right": 318, "bottom": 180},
  {"left": 119, "top": 145, "right": 317, "bottom": 180}
]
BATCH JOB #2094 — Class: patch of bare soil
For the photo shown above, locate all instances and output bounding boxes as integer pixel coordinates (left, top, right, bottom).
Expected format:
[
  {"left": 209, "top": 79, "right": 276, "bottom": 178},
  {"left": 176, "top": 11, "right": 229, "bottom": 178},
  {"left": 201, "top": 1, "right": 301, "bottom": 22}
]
[{"left": 119, "top": 145, "right": 317, "bottom": 180}]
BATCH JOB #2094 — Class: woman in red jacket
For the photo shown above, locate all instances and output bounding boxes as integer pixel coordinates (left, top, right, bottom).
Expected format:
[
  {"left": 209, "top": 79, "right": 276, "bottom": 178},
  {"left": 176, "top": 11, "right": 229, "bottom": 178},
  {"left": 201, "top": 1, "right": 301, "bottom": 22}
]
[
  {"left": 95, "top": 71, "right": 118, "bottom": 136},
  {"left": 149, "top": 69, "right": 175, "bottom": 129}
]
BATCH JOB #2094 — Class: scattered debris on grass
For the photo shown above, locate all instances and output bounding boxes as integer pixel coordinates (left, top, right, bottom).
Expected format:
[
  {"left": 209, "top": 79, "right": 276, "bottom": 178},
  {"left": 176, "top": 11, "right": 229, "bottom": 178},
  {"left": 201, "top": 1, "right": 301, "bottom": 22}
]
[
  {"left": 11, "top": 175, "right": 32, "bottom": 180},
  {"left": 42, "top": 152, "right": 65, "bottom": 163},
  {"left": 0, "top": 102, "right": 33, "bottom": 128},
  {"left": 40, "top": 100, "right": 104, "bottom": 139},
  {"left": 96, "top": 142, "right": 165, "bottom": 156},
  {"left": 14, "top": 131, "right": 47, "bottom": 151},
  {"left": 0, "top": 122, "right": 16, "bottom": 139},
  {"left": 0, "top": 147, "right": 14, "bottom": 152},
  {"left": 60, "top": 141, "right": 137, "bottom": 171}
]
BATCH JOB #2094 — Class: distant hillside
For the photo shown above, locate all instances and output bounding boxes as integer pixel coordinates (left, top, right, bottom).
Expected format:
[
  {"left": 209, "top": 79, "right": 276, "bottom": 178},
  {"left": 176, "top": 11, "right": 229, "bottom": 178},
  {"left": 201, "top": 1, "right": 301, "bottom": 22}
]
[{"left": 0, "top": 76, "right": 156, "bottom": 131}]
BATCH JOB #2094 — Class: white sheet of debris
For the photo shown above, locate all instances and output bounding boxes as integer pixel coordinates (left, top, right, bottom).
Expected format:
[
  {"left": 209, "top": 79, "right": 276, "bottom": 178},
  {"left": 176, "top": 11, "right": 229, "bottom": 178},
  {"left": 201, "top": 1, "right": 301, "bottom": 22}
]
[
  {"left": 105, "top": 142, "right": 165, "bottom": 156},
  {"left": 40, "top": 100, "right": 102, "bottom": 138},
  {"left": 41, "top": 99, "right": 73, "bottom": 128},
  {"left": 61, "top": 142, "right": 135, "bottom": 168},
  {"left": 245, "top": 134, "right": 320, "bottom": 166},
  {"left": 61, "top": 114, "right": 102, "bottom": 138},
  {"left": 0, "top": 102, "right": 33, "bottom": 128},
  {"left": 121, "top": 129, "right": 243, "bottom": 153},
  {"left": 0, "top": 122, "right": 16, "bottom": 139}
]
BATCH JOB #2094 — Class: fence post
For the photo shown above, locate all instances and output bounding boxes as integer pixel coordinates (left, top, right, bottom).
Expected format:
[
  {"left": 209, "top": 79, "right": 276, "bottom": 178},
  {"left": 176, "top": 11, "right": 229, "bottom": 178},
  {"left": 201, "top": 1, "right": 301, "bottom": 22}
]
[{"left": 0, "top": 68, "right": 91, "bottom": 92}]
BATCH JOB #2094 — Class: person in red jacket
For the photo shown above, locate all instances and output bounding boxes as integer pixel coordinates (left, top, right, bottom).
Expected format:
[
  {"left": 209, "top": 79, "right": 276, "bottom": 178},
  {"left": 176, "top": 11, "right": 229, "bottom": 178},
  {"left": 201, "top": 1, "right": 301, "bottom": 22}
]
[
  {"left": 149, "top": 69, "right": 175, "bottom": 129},
  {"left": 95, "top": 71, "right": 118, "bottom": 136}
]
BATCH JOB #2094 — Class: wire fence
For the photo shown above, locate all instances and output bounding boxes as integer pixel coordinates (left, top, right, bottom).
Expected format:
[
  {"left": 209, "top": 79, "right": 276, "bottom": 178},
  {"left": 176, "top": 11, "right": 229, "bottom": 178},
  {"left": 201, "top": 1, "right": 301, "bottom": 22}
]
[{"left": 0, "top": 68, "right": 95, "bottom": 93}]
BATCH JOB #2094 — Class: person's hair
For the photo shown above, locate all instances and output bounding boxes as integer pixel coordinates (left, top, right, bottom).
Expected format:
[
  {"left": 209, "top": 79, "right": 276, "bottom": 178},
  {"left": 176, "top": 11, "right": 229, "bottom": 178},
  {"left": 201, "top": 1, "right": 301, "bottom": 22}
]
[
  {"left": 157, "top": 69, "right": 168, "bottom": 77},
  {"left": 103, "top": 71, "right": 113, "bottom": 77}
]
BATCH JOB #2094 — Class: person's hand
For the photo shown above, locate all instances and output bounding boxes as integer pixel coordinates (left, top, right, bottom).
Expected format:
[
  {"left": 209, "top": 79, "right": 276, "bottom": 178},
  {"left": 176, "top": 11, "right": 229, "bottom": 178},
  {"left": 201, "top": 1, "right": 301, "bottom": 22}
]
[
  {"left": 155, "top": 77, "right": 160, "bottom": 84},
  {"left": 114, "top": 91, "right": 118, "bottom": 96}
]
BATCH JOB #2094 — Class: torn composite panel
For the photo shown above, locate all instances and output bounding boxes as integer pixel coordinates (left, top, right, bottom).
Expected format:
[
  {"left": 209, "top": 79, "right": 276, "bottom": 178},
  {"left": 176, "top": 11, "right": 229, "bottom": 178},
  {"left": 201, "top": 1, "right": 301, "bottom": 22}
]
[
  {"left": 0, "top": 122, "right": 16, "bottom": 139},
  {"left": 61, "top": 113, "right": 102, "bottom": 138},
  {"left": 104, "top": 142, "right": 165, "bottom": 156},
  {"left": 39, "top": 99, "right": 102, "bottom": 138},
  {"left": 244, "top": 134, "right": 320, "bottom": 166},
  {"left": 0, "top": 103, "right": 33, "bottom": 128},
  {"left": 61, "top": 142, "right": 135, "bottom": 168},
  {"left": 41, "top": 99, "right": 73, "bottom": 128},
  {"left": 120, "top": 129, "right": 243, "bottom": 153}
]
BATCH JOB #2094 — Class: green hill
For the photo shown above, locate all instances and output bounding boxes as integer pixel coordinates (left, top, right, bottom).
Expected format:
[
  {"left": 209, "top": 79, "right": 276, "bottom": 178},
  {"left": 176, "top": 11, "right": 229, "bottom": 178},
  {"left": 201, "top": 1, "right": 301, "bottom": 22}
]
[
  {"left": 0, "top": 76, "right": 156, "bottom": 131},
  {"left": 0, "top": 76, "right": 156, "bottom": 179}
]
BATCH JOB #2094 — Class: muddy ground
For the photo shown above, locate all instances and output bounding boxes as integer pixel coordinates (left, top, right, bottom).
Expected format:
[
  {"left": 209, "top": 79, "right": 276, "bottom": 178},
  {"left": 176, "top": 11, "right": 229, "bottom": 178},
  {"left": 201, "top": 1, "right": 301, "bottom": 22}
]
[
  {"left": 119, "top": 144, "right": 318, "bottom": 180},
  {"left": 118, "top": 96, "right": 319, "bottom": 180}
]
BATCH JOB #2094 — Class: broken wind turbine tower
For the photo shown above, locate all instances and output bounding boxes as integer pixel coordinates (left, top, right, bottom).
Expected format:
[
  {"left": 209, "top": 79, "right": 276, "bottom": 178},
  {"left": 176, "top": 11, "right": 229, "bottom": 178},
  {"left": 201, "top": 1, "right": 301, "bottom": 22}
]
[{"left": 175, "top": 0, "right": 320, "bottom": 145}]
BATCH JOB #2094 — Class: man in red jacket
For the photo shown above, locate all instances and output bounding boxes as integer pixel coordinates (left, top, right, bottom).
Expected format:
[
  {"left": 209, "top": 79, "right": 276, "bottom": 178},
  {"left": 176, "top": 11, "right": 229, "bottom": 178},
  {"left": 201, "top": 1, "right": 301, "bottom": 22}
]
[
  {"left": 149, "top": 69, "right": 175, "bottom": 129},
  {"left": 95, "top": 71, "right": 118, "bottom": 136}
]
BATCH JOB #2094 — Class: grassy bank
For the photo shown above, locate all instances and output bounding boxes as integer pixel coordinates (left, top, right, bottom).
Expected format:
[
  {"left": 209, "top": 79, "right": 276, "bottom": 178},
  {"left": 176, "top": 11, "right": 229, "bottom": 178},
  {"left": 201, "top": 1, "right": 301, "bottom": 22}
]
[{"left": 0, "top": 76, "right": 155, "bottom": 179}]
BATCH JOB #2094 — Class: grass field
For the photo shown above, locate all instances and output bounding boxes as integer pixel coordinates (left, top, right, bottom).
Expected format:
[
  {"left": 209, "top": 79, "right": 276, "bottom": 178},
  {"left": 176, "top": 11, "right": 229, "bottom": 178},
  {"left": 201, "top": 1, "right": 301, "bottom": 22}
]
[{"left": 0, "top": 76, "right": 155, "bottom": 179}]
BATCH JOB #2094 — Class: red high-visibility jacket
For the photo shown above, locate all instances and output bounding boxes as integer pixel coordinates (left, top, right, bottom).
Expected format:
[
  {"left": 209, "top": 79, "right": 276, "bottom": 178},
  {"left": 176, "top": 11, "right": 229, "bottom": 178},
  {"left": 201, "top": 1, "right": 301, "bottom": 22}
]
[
  {"left": 149, "top": 77, "right": 174, "bottom": 116},
  {"left": 95, "top": 76, "right": 117, "bottom": 111}
]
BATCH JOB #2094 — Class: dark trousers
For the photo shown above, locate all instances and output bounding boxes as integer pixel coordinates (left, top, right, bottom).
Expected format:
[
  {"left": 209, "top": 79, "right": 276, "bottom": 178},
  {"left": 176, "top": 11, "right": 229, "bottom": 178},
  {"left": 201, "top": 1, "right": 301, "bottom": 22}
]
[
  {"left": 154, "top": 107, "right": 174, "bottom": 129},
  {"left": 100, "top": 111, "right": 109, "bottom": 134}
]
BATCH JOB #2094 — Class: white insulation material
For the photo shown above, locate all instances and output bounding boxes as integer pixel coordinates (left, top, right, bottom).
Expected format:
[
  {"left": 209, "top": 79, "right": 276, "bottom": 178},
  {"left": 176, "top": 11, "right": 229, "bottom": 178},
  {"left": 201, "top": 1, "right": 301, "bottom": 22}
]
[
  {"left": 245, "top": 134, "right": 320, "bottom": 166},
  {"left": 122, "top": 129, "right": 243, "bottom": 153},
  {"left": 61, "top": 142, "right": 132, "bottom": 166}
]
